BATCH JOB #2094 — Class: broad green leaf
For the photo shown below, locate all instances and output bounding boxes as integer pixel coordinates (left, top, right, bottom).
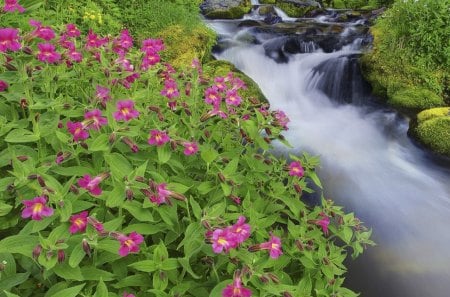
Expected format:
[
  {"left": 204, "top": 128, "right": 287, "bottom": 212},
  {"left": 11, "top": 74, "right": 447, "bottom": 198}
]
[
  {"left": 308, "top": 171, "right": 322, "bottom": 188},
  {"left": 0, "top": 235, "right": 39, "bottom": 257},
  {"left": 69, "top": 242, "right": 86, "bottom": 268},
  {"left": 105, "top": 153, "right": 132, "bottom": 180},
  {"left": 48, "top": 283, "right": 85, "bottom": 297},
  {"left": 0, "top": 203, "right": 12, "bottom": 216},
  {"left": 197, "top": 181, "right": 215, "bottom": 195},
  {"left": 38, "top": 111, "right": 59, "bottom": 137},
  {"left": 0, "top": 272, "right": 29, "bottom": 291},
  {"left": 94, "top": 279, "right": 109, "bottom": 297},
  {"left": 105, "top": 184, "right": 125, "bottom": 208},
  {"left": 178, "top": 257, "right": 202, "bottom": 279},
  {"left": 128, "top": 260, "right": 158, "bottom": 272},
  {"left": 5, "top": 129, "right": 39, "bottom": 143},
  {"left": 96, "top": 239, "right": 120, "bottom": 255},
  {"left": 114, "top": 274, "right": 152, "bottom": 288},
  {"left": 189, "top": 197, "right": 202, "bottom": 220},
  {"left": 0, "top": 253, "right": 15, "bottom": 276},
  {"left": 168, "top": 182, "right": 190, "bottom": 194},
  {"left": 3, "top": 291, "right": 21, "bottom": 297},
  {"left": 53, "top": 263, "right": 84, "bottom": 281},
  {"left": 222, "top": 158, "right": 239, "bottom": 177},
  {"left": 103, "top": 216, "right": 123, "bottom": 231},
  {"left": 209, "top": 280, "right": 233, "bottom": 297},
  {"left": 123, "top": 201, "right": 154, "bottom": 222},
  {"left": 161, "top": 258, "right": 179, "bottom": 271},
  {"left": 80, "top": 267, "right": 115, "bottom": 281},
  {"left": 200, "top": 147, "right": 218, "bottom": 164},
  {"left": 122, "top": 223, "right": 167, "bottom": 235},
  {"left": 157, "top": 145, "right": 171, "bottom": 164},
  {"left": 87, "top": 134, "right": 110, "bottom": 151}
]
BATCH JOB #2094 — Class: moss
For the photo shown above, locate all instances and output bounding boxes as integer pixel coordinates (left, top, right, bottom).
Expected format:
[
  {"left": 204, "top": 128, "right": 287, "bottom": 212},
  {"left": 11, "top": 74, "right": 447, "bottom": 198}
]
[
  {"left": 204, "top": 0, "right": 252, "bottom": 19},
  {"left": 260, "top": 0, "right": 277, "bottom": 4},
  {"left": 332, "top": 0, "right": 346, "bottom": 9},
  {"left": 414, "top": 116, "right": 450, "bottom": 157},
  {"left": 389, "top": 87, "right": 444, "bottom": 112},
  {"left": 275, "top": 1, "right": 316, "bottom": 18},
  {"left": 158, "top": 25, "right": 216, "bottom": 69},
  {"left": 417, "top": 107, "right": 450, "bottom": 123},
  {"left": 204, "top": 60, "right": 268, "bottom": 104}
]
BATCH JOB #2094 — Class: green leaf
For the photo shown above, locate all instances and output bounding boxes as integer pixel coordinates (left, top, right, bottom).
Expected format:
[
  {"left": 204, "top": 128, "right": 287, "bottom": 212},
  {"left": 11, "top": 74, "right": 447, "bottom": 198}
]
[
  {"left": 200, "top": 147, "right": 218, "bottom": 164},
  {"left": 308, "top": 171, "right": 322, "bottom": 188},
  {"left": 0, "top": 273, "right": 30, "bottom": 291},
  {"left": 94, "top": 279, "right": 109, "bottom": 297},
  {"left": 197, "top": 181, "right": 215, "bottom": 195},
  {"left": 168, "top": 182, "right": 190, "bottom": 194},
  {"left": 122, "top": 223, "right": 167, "bottom": 235},
  {"left": 102, "top": 216, "right": 123, "bottom": 231},
  {"left": 47, "top": 283, "right": 85, "bottom": 297},
  {"left": 129, "top": 260, "right": 158, "bottom": 272},
  {"left": 161, "top": 258, "right": 179, "bottom": 271},
  {"left": 53, "top": 263, "right": 84, "bottom": 281},
  {"left": 105, "top": 184, "right": 125, "bottom": 208},
  {"left": 178, "top": 257, "right": 202, "bottom": 279},
  {"left": 189, "top": 197, "right": 202, "bottom": 220},
  {"left": 38, "top": 111, "right": 59, "bottom": 137},
  {"left": 157, "top": 145, "right": 171, "bottom": 164},
  {"left": 222, "top": 158, "right": 239, "bottom": 177},
  {"left": 123, "top": 201, "right": 154, "bottom": 222},
  {"left": 0, "top": 203, "right": 13, "bottom": 216},
  {"left": 5, "top": 129, "right": 39, "bottom": 143},
  {"left": 209, "top": 280, "right": 233, "bottom": 297},
  {"left": 0, "top": 235, "right": 39, "bottom": 257},
  {"left": 3, "top": 291, "right": 21, "bottom": 297},
  {"left": 115, "top": 274, "right": 152, "bottom": 288},
  {"left": 88, "top": 134, "right": 110, "bottom": 151},
  {"left": 105, "top": 153, "right": 132, "bottom": 180},
  {"left": 69, "top": 242, "right": 86, "bottom": 268},
  {"left": 80, "top": 267, "right": 115, "bottom": 281}
]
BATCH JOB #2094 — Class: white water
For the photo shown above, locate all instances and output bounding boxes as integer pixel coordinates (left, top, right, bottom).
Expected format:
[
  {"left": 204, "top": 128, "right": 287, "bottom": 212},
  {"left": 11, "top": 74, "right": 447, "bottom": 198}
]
[{"left": 207, "top": 19, "right": 450, "bottom": 297}]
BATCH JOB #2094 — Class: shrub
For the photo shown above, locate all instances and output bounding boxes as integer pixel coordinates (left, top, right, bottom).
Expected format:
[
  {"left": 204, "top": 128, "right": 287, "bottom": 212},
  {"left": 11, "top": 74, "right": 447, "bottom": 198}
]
[{"left": 0, "top": 3, "right": 372, "bottom": 297}]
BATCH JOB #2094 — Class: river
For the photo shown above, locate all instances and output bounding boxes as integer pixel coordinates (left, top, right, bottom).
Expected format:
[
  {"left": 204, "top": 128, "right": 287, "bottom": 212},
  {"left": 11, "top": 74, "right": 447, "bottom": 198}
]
[{"left": 204, "top": 2, "right": 450, "bottom": 297}]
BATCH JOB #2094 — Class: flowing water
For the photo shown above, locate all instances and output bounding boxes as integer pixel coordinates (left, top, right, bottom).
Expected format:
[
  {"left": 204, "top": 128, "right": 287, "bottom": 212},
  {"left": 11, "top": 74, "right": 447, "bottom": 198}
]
[{"left": 204, "top": 3, "right": 450, "bottom": 297}]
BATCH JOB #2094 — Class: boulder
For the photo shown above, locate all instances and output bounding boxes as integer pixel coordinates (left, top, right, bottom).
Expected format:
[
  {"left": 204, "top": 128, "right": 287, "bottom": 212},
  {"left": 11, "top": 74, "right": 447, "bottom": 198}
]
[
  {"left": 275, "top": 0, "right": 323, "bottom": 18},
  {"left": 200, "top": 0, "right": 252, "bottom": 19}
]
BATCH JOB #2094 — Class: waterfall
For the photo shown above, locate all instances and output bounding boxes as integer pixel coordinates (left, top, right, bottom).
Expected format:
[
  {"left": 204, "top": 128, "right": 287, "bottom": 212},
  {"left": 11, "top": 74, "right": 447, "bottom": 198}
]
[{"left": 205, "top": 10, "right": 450, "bottom": 297}]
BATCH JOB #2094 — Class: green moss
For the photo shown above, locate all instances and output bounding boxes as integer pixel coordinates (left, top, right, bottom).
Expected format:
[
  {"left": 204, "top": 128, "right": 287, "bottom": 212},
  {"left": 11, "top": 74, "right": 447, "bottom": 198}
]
[
  {"left": 332, "top": 0, "right": 347, "bottom": 9},
  {"left": 260, "top": 0, "right": 277, "bottom": 4},
  {"left": 204, "top": 0, "right": 252, "bottom": 19},
  {"left": 389, "top": 87, "right": 444, "bottom": 112},
  {"left": 417, "top": 107, "right": 450, "bottom": 123},
  {"left": 275, "top": 1, "right": 316, "bottom": 18},
  {"left": 204, "top": 60, "right": 268, "bottom": 104},
  {"left": 414, "top": 117, "right": 450, "bottom": 157}
]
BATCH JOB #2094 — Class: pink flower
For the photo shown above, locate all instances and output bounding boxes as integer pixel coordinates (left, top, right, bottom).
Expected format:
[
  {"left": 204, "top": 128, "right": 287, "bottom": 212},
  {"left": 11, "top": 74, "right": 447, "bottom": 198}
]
[
  {"left": 118, "top": 232, "right": 144, "bottom": 256},
  {"left": 225, "top": 89, "right": 242, "bottom": 106},
  {"left": 230, "top": 216, "right": 251, "bottom": 243},
  {"left": 232, "top": 77, "right": 247, "bottom": 90},
  {"left": 65, "top": 23, "right": 80, "bottom": 38},
  {"left": 273, "top": 110, "right": 290, "bottom": 130},
  {"left": 29, "top": 20, "right": 55, "bottom": 41},
  {"left": 3, "top": 0, "right": 25, "bottom": 13},
  {"left": 259, "top": 234, "right": 283, "bottom": 259},
  {"left": 37, "top": 43, "right": 61, "bottom": 63},
  {"left": 0, "top": 80, "right": 9, "bottom": 91},
  {"left": 77, "top": 174, "right": 105, "bottom": 196},
  {"left": 95, "top": 85, "right": 111, "bottom": 103},
  {"left": 160, "top": 79, "right": 179, "bottom": 99},
  {"left": 84, "top": 109, "right": 107, "bottom": 130},
  {"left": 66, "top": 121, "right": 89, "bottom": 141},
  {"left": 182, "top": 142, "right": 199, "bottom": 156},
  {"left": 315, "top": 213, "right": 330, "bottom": 236},
  {"left": 123, "top": 292, "right": 135, "bottom": 297},
  {"left": 214, "top": 76, "right": 227, "bottom": 92},
  {"left": 212, "top": 228, "right": 236, "bottom": 254},
  {"left": 141, "top": 38, "right": 164, "bottom": 54},
  {"left": 113, "top": 100, "right": 140, "bottom": 121},
  {"left": 69, "top": 211, "right": 88, "bottom": 234},
  {"left": 149, "top": 183, "right": 172, "bottom": 205},
  {"left": 148, "top": 129, "right": 170, "bottom": 146},
  {"left": 141, "top": 52, "right": 160, "bottom": 70},
  {"left": 288, "top": 161, "right": 304, "bottom": 177},
  {"left": 113, "top": 29, "right": 133, "bottom": 53},
  {"left": 222, "top": 275, "right": 252, "bottom": 297},
  {"left": 67, "top": 49, "right": 82, "bottom": 62},
  {"left": 204, "top": 87, "right": 221, "bottom": 106},
  {"left": 21, "top": 196, "right": 54, "bottom": 221},
  {"left": 85, "top": 29, "right": 107, "bottom": 48},
  {"left": 0, "top": 28, "right": 21, "bottom": 52}
]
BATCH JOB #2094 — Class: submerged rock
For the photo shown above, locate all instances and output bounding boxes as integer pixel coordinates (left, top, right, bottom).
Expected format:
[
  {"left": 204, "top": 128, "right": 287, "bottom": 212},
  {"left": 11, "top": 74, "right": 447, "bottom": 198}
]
[{"left": 200, "top": 0, "right": 252, "bottom": 19}]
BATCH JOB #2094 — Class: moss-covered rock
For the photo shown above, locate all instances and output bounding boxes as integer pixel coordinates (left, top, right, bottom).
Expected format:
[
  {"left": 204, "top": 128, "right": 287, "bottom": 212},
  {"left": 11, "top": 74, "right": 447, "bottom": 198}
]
[
  {"left": 276, "top": 1, "right": 321, "bottom": 18},
  {"left": 204, "top": 60, "right": 268, "bottom": 104},
  {"left": 200, "top": 0, "right": 252, "bottom": 19},
  {"left": 412, "top": 115, "right": 450, "bottom": 157},
  {"left": 389, "top": 87, "right": 444, "bottom": 112},
  {"left": 417, "top": 107, "right": 450, "bottom": 122}
]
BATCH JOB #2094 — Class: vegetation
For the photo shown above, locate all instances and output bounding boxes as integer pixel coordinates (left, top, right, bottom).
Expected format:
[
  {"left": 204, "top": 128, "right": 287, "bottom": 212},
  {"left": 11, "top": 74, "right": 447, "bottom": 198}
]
[{"left": 0, "top": 1, "right": 373, "bottom": 296}]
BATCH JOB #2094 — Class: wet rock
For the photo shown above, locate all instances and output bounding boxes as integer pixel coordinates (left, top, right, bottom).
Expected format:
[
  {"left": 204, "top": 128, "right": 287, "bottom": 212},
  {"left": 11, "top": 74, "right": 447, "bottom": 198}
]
[{"left": 200, "top": 0, "right": 252, "bottom": 19}]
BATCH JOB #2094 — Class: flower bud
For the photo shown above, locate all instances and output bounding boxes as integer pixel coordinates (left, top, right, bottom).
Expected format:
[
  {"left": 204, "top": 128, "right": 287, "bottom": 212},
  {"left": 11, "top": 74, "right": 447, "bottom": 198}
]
[
  {"left": 37, "top": 176, "right": 46, "bottom": 187},
  {"left": 17, "top": 155, "right": 28, "bottom": 161},
  {"left": 22, "top": 46, "right": 33, "bottom": 55},
  {"left": 20, "top": 98, "right": 28, "bottom": 109},
  {"left": 27, "top": 174, "right": 38, "bottom": 180},
  {"left": 218, "top": 172, "right": 226, "bottom": 183},
  {"left": 157, "top": 112, "right": 165, "bottom": 122},
  {"left": 267, "top": 273, "right": 280, "bottom": 284},
  {"left": 126, "top": 188, "right": 134, "bottom": 200},
  {"left": 80, "top": 142, "right": 88, "bottom": 150},
  {"left": 259, "top": 275, "right": 270, "bottom": 284},
  {"left": 295, "top": 239, "right": 305, "bottom": 251},
  {"left": 82, "top": 239, "right": 91, "bottom": 257},
  {"left": 185, "top": 82, "right": 192, "bottom": 96},
  {"left": 57, "top": 250, "right": 65, "bottom": 263},
  {"left": 170, "top": 140, "right": 177, "bottom": 151},
  {"left": 4, "top": 63, "right": 17, "bottom": 71},
  {"left": 108, "top": 133, "right": 117, "bottom": 144},
  {"left": 264, "top": 137, "right": 271, "bottom": 144},
  {"left": 148, "top": 106, "right": 160, "bottom": 113},
  {"left": 264, "top": 127, "right": 272, "bottom": 136},
  {"left": 283, "top": 292, "right": 293, "bottom": 297},
  {"left": 32, "top": 244, "right": 43, "bottom": 260},
  {"left": 294, "top": 184, "right": 302, "bottom": 194}
]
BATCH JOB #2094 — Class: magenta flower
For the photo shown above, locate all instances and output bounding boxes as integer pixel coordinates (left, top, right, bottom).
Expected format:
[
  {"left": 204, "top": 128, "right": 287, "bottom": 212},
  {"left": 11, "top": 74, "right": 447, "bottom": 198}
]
[
  {"left": 69, "top": 211, "right": 88, "bottom": 234},
  {"left": 118, "top": 232, "right": 144, "bottom": 256},
  {"left": 67, "top": 121, "right": 89, "bottom": 142},
  {"left": 225, "top": 89, "right": 242, "bottom": 106},
  {"left": 21, "top": 196, "right": 54, "bottom": 221},
  {"left": 148, "top": 129, "right": 170, "bottom": 146},
  {"left": 123, "top": 292, "right": 135, "bottom": 297},
  {"left": 141, "top": 38, "right": 164, "bottom": 54},
  {"left": 182, "top": 142, "right": 199, "bottom": 156},
  {"left": 0, "top": 80, "right": 9, "bottom": 91},
  {"left": 214, "top": 76, "right": 227, "bottom": 92},
  {"left": 85, "top": 29, "right": 107, "bottom": 48},
  {"left": 3, "top": 0, "right": 25, "bottom": 13},
  {"left": 113, "top": 100, "right": 140, "bottom": 121},
  {"left": 230, "top": 216, "right": 251, "bottom": 243},
  {"left": 67, "top": 49, "right": 82, "bottom": 62},
  {"left": 77, "top": 174, "right": 104, "bottom": 196},
  {"left": 204, "top": 87, "right": 221, "bottom": 106},
  {"left": 160, "top": 79, "right": 179, "bottom": 99},
  {"left": 149, "top": 183, "right": 172, "bottom": 205},
  {"left": 212, "top": 228, "right": 235, "bottom": 254},
  {"left": 0, "top": 28, "right": 21, "bottom": 52},
  {"left": 259, "top": 234, "right": 283, "bottom": 259},
  {"left": 288, "top": 161, "right": 304, "bottom": 177},
  {"left": 29, "top": 20, "right": 55, "bottom": 41},
  {"left": 315, "top": 213, "right": 330, "bottom": 236},
  {"left": 222, "top": 275, "right": 252, "bottom": 297},
  {"left": 84, "top": 109, "right": 107, "bottom": 130},
  {"left": 113, "top": 29, "right": 133, "bottom": 53},
  {"left": 95, "top": 85, "right": 111, "bottom": 103},
  {"left": 273, "top": 110, "right": 290, "bottom": 130},
  {"left": 141, "top": 52, "right": 160, "bottom": 70},
  {"left": 232, "top": 77, "right": 247, "bottom": 90},
  {"left": 37, "top": 43, "right": 61, "bottom": 63},
  {"left": 65, "top": 23, "right": 80, "bottom": 38}
]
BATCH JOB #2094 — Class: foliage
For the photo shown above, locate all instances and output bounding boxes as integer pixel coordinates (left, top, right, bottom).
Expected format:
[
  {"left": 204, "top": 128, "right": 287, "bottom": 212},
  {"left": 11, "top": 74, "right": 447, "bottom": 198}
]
[
  {"left": 417, "top": 107, "right": 450, "bottom": 122},
  {"left": 0, "top": 2, "right": 373, "bottom": 297},
  {"left": 389, "top": 87, "right": 444, "bottom": 112},
  {"left": 413, "top": 117, "right": 450, "bottom": 157}
]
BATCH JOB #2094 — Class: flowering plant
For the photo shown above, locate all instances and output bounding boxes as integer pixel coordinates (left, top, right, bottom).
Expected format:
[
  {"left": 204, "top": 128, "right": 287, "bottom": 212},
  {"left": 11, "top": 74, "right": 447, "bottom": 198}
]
[{"left": 0, "top": 3, "right": 373, "bottom": 297}]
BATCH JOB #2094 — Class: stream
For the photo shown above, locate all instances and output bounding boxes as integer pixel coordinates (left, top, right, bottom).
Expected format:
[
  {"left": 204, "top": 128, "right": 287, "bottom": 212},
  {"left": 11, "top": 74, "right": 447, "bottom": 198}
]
[{"left": 204, "top": 2, "right": 450, "bottom": 297}]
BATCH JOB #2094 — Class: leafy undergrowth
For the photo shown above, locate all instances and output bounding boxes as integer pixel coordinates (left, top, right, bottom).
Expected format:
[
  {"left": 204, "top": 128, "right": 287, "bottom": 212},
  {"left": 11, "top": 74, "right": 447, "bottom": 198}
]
[{"left": 0, "top": 1, "right": 373, "bottom": 297}]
